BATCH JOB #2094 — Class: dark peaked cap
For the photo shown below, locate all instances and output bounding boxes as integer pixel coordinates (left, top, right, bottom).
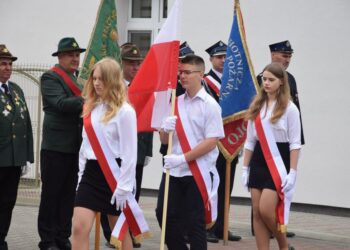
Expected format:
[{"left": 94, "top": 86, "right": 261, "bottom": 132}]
[
  {"left": 269, "top": 40, "right": 294, "bottom": 53},
  {"left": 205, "top": 40, "right": 227, "bottom": 56},
  {"left": 179, "top": 41, "right": 194, "bottom": 59}
]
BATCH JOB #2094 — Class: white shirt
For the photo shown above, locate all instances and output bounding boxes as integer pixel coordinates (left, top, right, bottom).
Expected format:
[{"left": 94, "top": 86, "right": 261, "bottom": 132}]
[
  {"left": 244, "top": 101, "right": 302, "bottom": 152},
  {"left": 78, "top": 102, "right": 137, "bottom": 192},
  {"left": 169, "top": 87, "right": 225, "bottom": 177},
  {"left": 211, "top": 68, "right": 223, "bottom": 80}
]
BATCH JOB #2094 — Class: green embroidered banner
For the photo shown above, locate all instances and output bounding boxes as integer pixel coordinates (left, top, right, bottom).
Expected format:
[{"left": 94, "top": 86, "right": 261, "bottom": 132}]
[{"left": 79, "top": 0, "right": 120, "bottom": 82}]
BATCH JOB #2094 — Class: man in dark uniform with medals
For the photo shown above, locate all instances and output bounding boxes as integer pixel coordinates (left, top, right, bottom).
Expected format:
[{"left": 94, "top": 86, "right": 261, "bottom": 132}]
[
  {"left": 0, "top": 45, "right": 34, "bottom": 250},
  {"left": 254, "top": 40, "right": 305, "bottom": 238},
  {"left": 37, "top": 37, "right": 85, "bottom": 250},
  {"left": 204, "top": 41, "right": 242, "bottom": 243}
]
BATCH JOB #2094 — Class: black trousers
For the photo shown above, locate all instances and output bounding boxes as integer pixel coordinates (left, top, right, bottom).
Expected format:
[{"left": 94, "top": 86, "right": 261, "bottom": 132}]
[
  {"left": 208, "top": 153, "right": 238, "bottom": 237},
  {"left": 135, "top": 163, "right": 144, "bottom": 202},
  {"left": 0, "top": 166, "right": 21, "bottom": 247},
  {"left": 38, "top": 150, "right": 78, "bottom": 249},
  {"left": 156, "top": 174, "right": 207, "bottom": 250}
]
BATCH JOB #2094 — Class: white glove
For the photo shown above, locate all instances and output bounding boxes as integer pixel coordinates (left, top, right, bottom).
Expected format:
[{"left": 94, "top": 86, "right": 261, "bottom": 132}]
[
  {"left": 282, "top": 169, "right": 297, "bottom": 193},
  {"left": 144, "top": 156, "right": 151, "bottom": 166},
  {"left": 21, "top": 162, "right": 31, "bottom": 176},
  {"left": 164, "top": 154, "right": 186, "bottom": 169},
  {"left": 241, "top": 166, "right": 250, "bottom": 190},
  {"left": 111, "top": 188, "right": 129, "bottom": 211},
  {"left": 161, "top": 116, "right": 177, "bottom": 133}
]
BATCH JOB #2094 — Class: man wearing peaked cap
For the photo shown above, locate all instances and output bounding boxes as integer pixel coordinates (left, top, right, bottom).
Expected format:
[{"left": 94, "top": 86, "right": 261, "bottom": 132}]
[
  {"left": 203, "top": 41, "right": 242, "bottom": 243},
  {"left": 0, "top": 45, "right": 34, "bottom": 250},
  {"left": 254, "top": 40, "right": 305, "bottom": 239},
  {"left": 120, "top": 44, "right": 143, "bottom": 87},
  {"left": 38, "top": 37, "right": 85, "bottom": 250},
  {"left": 204, "top": 40, "right": 227, "bottom": 102},
  {"left": 261, "top": 40, "right": 304, "bottom": 145}
]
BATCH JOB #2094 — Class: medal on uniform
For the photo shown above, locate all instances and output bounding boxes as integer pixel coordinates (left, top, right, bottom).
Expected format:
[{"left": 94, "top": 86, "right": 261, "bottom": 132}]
[
  {"left": 14, "top": 91, "right": 25, "bottom": 107},
  {"left": 2, "top": 109, "right": 9, "bottom": 116},
  {"left": 6, "top": 104, "right": 12, "bottom": 111}
]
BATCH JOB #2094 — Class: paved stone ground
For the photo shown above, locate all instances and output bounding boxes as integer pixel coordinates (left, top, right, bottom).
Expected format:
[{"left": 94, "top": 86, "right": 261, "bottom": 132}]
[{"left": 7, "top": 193, "right": 350, "bottom": 250}]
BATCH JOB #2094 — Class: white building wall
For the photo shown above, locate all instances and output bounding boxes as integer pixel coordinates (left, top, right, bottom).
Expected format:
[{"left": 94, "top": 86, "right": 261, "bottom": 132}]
[{"left": 1, "top": 0, "right": 349, "bottom": 208}]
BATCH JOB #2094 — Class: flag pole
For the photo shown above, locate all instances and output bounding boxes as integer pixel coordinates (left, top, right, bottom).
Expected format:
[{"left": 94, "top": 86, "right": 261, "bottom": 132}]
[
  {"left": 223, "top": 159, "right": 232, "bottom": 245},
  {"left": 94, "top": 212, "right": 101, "bottom": 250},
  {"left": 160, "top": 89, "right": 177, "bottom": 250}
]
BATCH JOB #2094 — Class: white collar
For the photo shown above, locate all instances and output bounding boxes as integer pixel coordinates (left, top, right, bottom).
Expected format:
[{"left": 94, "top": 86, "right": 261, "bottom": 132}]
[
  {"left": 212, "top": 68, "right": 222, "bottom": 80},
  {"left": 184, "top": 87, "right": 206, "bottom": 101}
]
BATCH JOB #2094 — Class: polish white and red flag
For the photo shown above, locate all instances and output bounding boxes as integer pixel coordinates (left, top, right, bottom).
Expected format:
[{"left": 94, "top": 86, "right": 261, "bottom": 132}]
[{"left": 128, "top": 0, "right": 181, "bottom": 132}]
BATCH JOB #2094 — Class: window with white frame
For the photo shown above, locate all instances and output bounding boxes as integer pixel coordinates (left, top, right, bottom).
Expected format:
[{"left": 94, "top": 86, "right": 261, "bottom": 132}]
[{"left": 123, "top": 0, "right": 168, "bottom": 54}]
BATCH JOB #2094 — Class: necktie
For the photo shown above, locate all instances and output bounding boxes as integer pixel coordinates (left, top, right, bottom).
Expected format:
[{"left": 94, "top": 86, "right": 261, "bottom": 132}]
[
  {"left": 2, "top": 83, "right": 14, "bottom": 104},
  {"left": 2, "top": 83, "right": 11, "bottom": 96}
]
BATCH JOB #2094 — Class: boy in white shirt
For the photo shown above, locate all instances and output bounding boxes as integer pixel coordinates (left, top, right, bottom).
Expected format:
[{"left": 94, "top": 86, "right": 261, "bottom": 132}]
[{"left": 156, "top": 55, "right": 224, "bottom": 250}]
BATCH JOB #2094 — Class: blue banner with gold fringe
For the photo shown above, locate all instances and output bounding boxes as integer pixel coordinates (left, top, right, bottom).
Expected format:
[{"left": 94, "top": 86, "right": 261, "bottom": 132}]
[{"left": 218, "top": 0, "right": 258, "bottom": 161}]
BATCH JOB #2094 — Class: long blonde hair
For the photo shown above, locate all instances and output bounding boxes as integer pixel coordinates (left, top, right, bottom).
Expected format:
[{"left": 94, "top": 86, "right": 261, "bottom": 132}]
[
  {"left": 82, "top": 57, "right": 126, "bottom": 123},
  {"left": 246, "top": 63, "right": 290, "bottom": 123}
]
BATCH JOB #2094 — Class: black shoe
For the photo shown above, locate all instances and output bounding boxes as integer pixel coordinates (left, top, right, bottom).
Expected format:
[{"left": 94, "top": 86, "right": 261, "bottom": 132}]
[
  {"left": 39, "top": 243, "right": 60, "bottom": 250},
  {"left": 132, "top": 238, "right": 141, "bottom": 248},
  {"left": 206, "top": 232, "right": 219, "bottom": 243},
  {"left": 288, "top": 244, "right": 295, "bottom": 250},
  {"left": 218, "top": 231, "right": 242, "bottom": 241},
  {"left": 46, "top": 247, "right": 60, "bottom": 250},
  {"left": 105, "top": 242, "right": 115, "bottom": 249},
  {"left": 286, "top": 231, "right": 296, "bottom": 238},
  {"left": 56, "top": 239, "right": 71, "bottom": 250},
  {"left": 0, "top": 242, "right": 8, "bottom": 250}
]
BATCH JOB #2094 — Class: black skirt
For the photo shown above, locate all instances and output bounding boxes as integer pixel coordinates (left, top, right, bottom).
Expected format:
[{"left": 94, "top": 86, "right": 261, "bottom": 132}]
[
  {"left": 75, "top": 159, "right": 121, "bottom": 216},
  {"left": 248, "top": 141, "right": 290, "bottom": 191}
]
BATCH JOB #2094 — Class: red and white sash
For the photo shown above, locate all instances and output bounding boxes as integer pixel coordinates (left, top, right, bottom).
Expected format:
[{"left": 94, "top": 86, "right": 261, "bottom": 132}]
[
  {"left": 51, "top": 66, "right": 82, "bottom": 96},
  {"left": 204, "top": 75, "right": 220, "bottom": 97},
  {"left": 83, "top": 111, "right": 151, "bottom": 247},
  {"left": 254, "top": 113, "right": 293, "bottom": 232},
  {"left": 174, "top": 97, "right": 219, "bottom": 228}
]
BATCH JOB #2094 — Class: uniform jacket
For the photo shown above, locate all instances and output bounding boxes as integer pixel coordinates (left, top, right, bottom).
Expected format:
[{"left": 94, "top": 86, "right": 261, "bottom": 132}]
[
  {"left": 257, "top": 71, "right": 305, "bottom": 145},
  {"left": 204, "top": 69, "right": 221, "bottom": 102},
  {"left": 0, "top": 81, "right": 34, "bottom": 167},
  {"left": 40, "top": 65, "right": 83, "bottom": 153}
]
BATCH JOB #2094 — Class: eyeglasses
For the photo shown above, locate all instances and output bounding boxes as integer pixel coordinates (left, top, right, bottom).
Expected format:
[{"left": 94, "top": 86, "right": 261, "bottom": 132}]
[{"left": 178, "top": 70, "right": 201, "bottom": 75}]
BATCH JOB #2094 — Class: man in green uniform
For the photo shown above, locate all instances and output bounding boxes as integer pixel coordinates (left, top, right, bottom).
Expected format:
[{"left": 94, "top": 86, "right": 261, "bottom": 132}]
[
  {"left": 0, "top": 44, "right": 34, "bottom": 250},
  {"left": 37, "top": 37, "right": 85, "bottom": 250}
]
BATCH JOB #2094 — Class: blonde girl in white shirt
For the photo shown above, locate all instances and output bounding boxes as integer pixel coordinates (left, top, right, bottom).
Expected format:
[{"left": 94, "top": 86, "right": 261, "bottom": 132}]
[{"left": 72, "top": 58, "right": 136, "bottom": 250}]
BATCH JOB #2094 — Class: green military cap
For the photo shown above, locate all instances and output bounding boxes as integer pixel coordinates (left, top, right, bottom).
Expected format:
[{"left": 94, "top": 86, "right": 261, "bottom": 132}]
[
  {"left": 0, "top": 44, "right": 17, "bottom": 61},
  {"left": 52, "top": 37, "right": 86, "bottom": 56},
  {"left": 121, "top": 44, "right": 143, "bottom": 61}
]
